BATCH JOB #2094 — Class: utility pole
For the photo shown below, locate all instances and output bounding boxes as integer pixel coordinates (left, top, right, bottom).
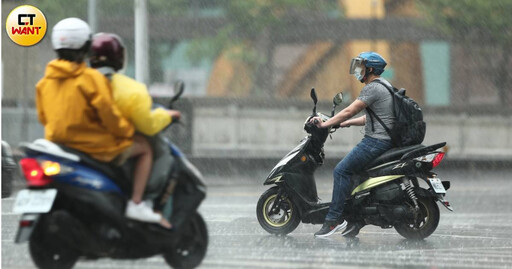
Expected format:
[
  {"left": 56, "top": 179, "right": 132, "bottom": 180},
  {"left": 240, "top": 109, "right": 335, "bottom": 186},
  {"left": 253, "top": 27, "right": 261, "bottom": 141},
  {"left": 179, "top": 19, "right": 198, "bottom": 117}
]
[
  {"left": 135, "top": 0, "right": 149, "bottom": 84},
  {"left": 88, "top": 0, "right": 97, "bottom": 33}
]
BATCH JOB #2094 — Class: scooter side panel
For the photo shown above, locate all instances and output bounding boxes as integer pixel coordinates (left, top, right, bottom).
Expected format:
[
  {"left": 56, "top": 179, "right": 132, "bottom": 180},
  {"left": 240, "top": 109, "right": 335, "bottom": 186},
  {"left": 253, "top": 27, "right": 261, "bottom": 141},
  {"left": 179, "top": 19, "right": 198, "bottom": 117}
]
[
  {"left": 167, "top": 149, "right": 207, "bottom": 230},
  {"left": 266, "top": 138, "right": 310, "bottom": 180},
  {"left": 351, "top": 175, "right": 403, "bottom": 195},
  {"left": 53, "top": 183, "right": 126, "bottom": 226},
  {"left": 302, "top": 204, "right": 330, "bottom": 224},
  {"left": 47, "top": 183, "right": 184, "bottom": 258},
  {"left": 15, "top": 184, "right": 128, "bottom": 252},
  {"left": 52, "top": 163, "right": 123, "bottom": 194},
  {"left": 283, "top": 172, "right": 319, "bottom": 204},
  {"left": 145, "top": 151, "right": 174, "bottom": 200}
]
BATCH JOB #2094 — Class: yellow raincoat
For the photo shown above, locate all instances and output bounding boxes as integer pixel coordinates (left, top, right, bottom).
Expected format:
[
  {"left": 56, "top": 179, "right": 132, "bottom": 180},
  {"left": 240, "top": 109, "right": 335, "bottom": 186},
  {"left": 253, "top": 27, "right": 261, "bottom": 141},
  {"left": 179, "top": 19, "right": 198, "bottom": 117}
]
[
  {"left": 111, "top": 73, "right": 172, "bottom": 136},
  {"left": 35, "top": 59, "right": 134, "bottom": 162}
]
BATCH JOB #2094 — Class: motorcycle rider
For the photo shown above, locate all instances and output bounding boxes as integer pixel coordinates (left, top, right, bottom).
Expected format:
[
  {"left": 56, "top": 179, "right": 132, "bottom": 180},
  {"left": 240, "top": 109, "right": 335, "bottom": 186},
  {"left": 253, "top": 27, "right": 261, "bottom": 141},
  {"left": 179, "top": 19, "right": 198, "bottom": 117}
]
[
  {"left": 36, "top": 18, "right": 162, "bottom": 226},
  {"left": 89, "top": 32, "right": 182, "bottom": 228},
  {"left": 310, "top": 51, "right": 394, "bottom": 237}
]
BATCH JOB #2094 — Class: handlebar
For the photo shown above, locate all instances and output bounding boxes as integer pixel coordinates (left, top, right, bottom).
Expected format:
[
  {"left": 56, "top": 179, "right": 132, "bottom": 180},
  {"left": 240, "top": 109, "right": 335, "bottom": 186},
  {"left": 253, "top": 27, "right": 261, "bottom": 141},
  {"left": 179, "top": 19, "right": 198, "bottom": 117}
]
[
  {"left": 152, "top": 80, "right": 185, "bottom": 132},
  {"left": 308, "top": 113, "right": 340, "bottom": 129}
]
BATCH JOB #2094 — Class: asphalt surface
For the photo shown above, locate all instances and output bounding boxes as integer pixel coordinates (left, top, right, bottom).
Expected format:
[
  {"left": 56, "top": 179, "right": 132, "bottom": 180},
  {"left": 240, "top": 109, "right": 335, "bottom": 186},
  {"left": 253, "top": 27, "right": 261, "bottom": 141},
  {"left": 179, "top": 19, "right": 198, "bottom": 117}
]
[{"left": 2, "top": 167, "right": 512, "bottom": 269}]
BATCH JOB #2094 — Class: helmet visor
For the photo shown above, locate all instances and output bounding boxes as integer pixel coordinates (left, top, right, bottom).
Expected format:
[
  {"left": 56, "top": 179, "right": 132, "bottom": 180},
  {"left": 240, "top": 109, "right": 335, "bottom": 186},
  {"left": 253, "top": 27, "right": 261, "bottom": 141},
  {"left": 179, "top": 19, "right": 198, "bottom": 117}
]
[{"left": 349, "top": 57, "right": 364, "bottom": 74}]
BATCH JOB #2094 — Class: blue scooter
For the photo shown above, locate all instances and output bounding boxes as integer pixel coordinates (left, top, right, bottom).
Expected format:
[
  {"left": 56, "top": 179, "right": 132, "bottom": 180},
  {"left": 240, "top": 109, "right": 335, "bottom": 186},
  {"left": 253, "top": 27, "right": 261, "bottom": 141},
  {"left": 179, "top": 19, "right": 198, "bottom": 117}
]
[{"left": 13, "top": 81, "right": 207, "bottom": 269}]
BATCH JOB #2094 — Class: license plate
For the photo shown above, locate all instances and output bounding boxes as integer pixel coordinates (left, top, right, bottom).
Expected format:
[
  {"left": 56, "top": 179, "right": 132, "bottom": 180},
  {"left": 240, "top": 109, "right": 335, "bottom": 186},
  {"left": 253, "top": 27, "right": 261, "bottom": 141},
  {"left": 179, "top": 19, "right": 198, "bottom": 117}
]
[
  {"left": 13, "top": 189, "right": 57, "bottom": 214},
  {"left": 428, "top": 178, "right": 446, "bottom": 194}
]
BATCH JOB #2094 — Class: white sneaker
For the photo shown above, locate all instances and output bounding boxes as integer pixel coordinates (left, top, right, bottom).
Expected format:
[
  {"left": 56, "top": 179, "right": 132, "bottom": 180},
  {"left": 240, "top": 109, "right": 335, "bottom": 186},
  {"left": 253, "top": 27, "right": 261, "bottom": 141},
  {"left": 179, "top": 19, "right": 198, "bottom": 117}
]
[
  {"left": 143, "top": 199, "right": 154, "bottom": 208},
  {"left": 125, "top": 200, "right": 161, "bottom": 223}
]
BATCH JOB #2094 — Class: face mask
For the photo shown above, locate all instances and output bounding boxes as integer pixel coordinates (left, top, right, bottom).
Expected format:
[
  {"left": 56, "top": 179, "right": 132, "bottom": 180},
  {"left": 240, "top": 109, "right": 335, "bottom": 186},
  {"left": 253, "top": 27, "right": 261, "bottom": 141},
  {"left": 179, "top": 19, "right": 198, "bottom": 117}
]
[{"left": 353, "top": 67, "right": 363, "bottom": 81}]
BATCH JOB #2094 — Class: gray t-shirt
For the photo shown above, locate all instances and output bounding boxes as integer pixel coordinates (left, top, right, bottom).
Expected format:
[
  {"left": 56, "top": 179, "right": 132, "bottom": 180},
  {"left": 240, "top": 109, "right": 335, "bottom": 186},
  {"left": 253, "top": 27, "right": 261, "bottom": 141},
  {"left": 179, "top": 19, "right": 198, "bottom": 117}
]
[{"left": 357, "top": 78, "right": 394, "bottom": 140}]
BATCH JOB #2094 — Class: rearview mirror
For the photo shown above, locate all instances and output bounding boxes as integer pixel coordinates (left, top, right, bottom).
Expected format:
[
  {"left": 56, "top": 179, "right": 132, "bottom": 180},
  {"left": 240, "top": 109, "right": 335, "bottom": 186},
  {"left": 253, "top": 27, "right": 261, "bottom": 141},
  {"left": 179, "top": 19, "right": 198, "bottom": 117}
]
[
  {"left": 310, "top": 88, "right": 317, "bottom": 116},
  {"left": 331, "top": 92, "right": 343, "bottom": 117},
  {"left": 169, "top": 80, "right": 185, "bottom": 108},
  {"left": 333, "top": 93, "right": 343, "bottom": 106},
  {"left": 310, "top": 88, "right": 318, "bottom": 105},
  {"left": 171, "top": 80, "right": 185, "bottom": 102}
]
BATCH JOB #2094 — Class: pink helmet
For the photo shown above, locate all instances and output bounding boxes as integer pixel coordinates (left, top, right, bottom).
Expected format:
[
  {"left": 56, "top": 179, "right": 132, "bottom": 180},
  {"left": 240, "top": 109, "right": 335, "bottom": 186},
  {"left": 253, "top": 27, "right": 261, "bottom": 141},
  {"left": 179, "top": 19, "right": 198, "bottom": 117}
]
[{"left": 90, "top": 32, "right": 125, "bottom": 71}]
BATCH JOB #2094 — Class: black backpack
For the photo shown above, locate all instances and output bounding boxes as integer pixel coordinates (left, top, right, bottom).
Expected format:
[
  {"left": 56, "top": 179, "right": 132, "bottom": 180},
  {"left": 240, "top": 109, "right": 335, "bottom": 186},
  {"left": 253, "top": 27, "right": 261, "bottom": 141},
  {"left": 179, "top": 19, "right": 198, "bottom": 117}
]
[{"left": 366, "top": 80, "right": 426, "bottom": 147}]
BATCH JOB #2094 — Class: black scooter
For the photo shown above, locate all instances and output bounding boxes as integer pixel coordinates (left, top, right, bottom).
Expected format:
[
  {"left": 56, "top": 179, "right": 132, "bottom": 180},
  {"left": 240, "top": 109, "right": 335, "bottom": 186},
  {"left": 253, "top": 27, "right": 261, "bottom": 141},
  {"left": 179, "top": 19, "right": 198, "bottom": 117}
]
[
  {"left": 256, "top": 89, "right": 452, "bottom": 239},
  {"left": 13, "top": 82, "right": 208, "bottom": 269}
]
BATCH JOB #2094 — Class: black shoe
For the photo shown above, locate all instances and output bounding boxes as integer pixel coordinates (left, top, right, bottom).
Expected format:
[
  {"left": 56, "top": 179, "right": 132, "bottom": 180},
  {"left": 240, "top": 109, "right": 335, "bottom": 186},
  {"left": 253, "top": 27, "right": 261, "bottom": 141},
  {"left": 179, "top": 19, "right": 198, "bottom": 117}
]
[
  {"left": 341, "top": 222, "right": 361, "bottom": 237},
  {"left": 314, "top": 219, "right": 347, "bottom": 238}
]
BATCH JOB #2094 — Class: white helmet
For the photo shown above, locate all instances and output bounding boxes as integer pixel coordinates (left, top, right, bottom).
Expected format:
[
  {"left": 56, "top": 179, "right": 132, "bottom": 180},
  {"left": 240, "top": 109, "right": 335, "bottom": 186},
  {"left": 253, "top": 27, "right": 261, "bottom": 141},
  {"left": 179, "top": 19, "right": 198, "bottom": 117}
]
[{"left": 51, "top": 18, "right": 91, "bottom": 50}]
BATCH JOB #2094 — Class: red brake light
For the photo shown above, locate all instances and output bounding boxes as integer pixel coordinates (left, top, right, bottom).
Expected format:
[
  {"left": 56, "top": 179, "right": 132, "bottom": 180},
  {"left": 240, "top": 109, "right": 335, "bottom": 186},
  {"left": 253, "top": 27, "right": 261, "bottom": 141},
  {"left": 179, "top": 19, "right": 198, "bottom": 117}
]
[
  {"left": 432, "top": 152, "right": 445, "bottom": 168},
  {"left": 20, "top": 220, "right": 35, "bottom": 227},
  {"left": 19, "top": 158, "right": 53, "bottom": 186}
]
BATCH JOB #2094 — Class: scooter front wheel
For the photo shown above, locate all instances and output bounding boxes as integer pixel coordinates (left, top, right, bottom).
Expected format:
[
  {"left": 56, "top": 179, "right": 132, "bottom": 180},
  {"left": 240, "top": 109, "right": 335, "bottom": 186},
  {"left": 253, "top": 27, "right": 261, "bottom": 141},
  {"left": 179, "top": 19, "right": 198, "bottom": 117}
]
[
  {"left": 164, "top": 212, "right": 208, "bottom": 269},
  {"left": 256, "top": 186, "right": 300, "bottom": 235}
]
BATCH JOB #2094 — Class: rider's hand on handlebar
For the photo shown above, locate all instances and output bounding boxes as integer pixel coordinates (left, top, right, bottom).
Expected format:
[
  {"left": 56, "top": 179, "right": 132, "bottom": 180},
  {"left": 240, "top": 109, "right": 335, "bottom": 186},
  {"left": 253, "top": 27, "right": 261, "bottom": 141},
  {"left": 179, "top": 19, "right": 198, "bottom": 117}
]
[
  {"left": 308, "top": 116, "right": 324, "bottom": 128},
  {"left": 168, "top": 110, "right": 181, "bottom": 121}
]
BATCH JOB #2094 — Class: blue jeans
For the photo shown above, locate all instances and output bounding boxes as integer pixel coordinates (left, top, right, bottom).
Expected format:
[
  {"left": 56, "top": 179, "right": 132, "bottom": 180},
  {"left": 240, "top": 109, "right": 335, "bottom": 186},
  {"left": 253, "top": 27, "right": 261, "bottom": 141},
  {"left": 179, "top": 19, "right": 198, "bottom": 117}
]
[{"left": 325, "top": 136, "right": 393, "bottom": 221}]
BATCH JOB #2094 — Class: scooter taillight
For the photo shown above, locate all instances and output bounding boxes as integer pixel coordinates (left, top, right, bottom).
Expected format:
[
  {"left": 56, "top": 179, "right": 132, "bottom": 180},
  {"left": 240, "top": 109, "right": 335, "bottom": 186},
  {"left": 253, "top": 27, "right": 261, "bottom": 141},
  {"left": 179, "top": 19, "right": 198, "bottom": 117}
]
[
  {"left": 19, "top": 158, "right": 53, "bottom": 186},
  {"left": 20, "top": 219, "right": 35, "bottom": 227},
  {"left": 432, "top": 152, "right": 445, "bottom": 168}
]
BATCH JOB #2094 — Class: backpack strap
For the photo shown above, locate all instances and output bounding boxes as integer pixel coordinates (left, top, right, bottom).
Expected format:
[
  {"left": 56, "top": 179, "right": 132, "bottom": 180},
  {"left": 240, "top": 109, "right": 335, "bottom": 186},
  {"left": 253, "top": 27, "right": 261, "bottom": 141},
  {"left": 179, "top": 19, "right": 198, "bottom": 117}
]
[
  {"left": 366, "top": 107, "right": 393, "bottom": 138},
  {"left": 365, "top": 79, "right": 396, "bottom": 139},
  {"left": 372, "top": 79, "right": 395, "bottom": 96}
]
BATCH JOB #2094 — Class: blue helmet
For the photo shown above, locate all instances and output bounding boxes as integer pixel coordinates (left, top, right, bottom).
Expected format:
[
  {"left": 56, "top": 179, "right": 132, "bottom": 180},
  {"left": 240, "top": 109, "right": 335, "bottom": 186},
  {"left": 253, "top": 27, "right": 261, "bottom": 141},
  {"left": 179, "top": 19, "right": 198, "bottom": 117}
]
[
  {"left": 350, "top": 51, "right": 387, "bottom": 76},
  {"left": 359, "top": 51, "right": 387, "bottom": 75}
]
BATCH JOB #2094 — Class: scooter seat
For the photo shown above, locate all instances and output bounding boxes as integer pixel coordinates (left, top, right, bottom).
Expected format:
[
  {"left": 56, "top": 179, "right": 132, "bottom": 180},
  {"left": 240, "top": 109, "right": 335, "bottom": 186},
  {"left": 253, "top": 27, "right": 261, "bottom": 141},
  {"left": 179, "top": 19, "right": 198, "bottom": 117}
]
[{"left": 366, "top": 144, "right": 425, "bottom": 169}]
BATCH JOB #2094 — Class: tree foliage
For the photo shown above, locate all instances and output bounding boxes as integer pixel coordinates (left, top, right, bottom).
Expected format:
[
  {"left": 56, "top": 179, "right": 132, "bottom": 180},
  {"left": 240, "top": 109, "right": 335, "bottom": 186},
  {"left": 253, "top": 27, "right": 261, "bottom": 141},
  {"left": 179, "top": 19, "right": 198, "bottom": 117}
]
[
  {"left": 187, "top": 0, "right": 341, "bottom": 64},
  {"left": 19, "top": 0, "right": 341, "bottom": 93},
  {"left": 417, "top": 0, "right": 512, "bottom": 46},
  {"left": 186, "top": 0, "right": 342, "bottom": 95},
  {"left": 417, "top": 0, "right": 512, "bottom": 105}
]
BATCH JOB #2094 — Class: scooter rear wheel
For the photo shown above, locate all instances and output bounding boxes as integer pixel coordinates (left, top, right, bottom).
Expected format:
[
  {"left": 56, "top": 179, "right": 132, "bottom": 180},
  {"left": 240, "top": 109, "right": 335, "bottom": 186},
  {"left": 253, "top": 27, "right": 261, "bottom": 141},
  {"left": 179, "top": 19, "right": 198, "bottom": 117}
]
[
  {"left": 256, "top": 186, "right": 300, "bottom": 235},
  {"left": 164, "top": 212, "right": 208, "bottom": 269},
  {"left": 394, "top": 196, "right": 440, "bottom": 240},
  {"left": 29, "top": 214, "right": 79, "bottom": 269}
]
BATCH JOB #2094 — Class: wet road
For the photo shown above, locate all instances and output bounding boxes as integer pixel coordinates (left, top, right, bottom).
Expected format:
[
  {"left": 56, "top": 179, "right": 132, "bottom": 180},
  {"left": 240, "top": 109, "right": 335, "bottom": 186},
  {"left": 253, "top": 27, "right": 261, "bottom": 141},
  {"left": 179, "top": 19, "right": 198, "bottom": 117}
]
[{"left": 2, "top": 167, "right": 512, "bottom": 268}]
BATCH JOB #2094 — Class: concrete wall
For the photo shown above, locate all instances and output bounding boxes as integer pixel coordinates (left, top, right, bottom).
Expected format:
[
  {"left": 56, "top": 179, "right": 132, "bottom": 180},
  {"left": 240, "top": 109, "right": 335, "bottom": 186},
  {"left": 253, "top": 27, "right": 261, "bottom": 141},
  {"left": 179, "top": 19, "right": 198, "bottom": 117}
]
[
  {"left": 191, "top": 104, "right": 512, "bottom": 161},
  {"left": 2, "top": 99, "right": 512, "bottom": 161}
]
